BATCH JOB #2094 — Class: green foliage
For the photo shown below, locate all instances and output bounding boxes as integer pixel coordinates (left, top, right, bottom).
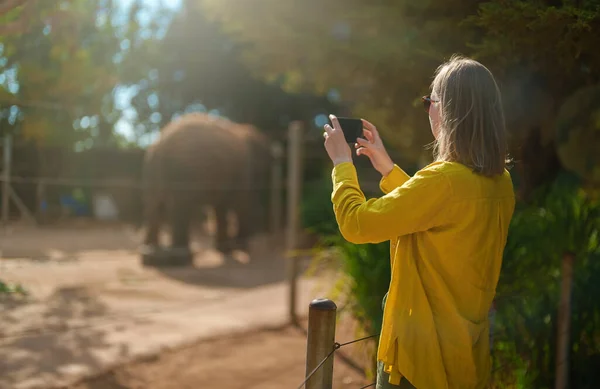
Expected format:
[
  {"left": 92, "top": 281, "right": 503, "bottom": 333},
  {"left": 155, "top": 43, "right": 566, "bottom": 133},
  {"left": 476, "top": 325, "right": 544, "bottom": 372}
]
[
  {"left": 330, "top": 239, "right": 391, "bottom": 336},
  {"left": 554, "top": 84, "right": 600, "bottom": 185},
  {"left": 122, "top": 0, "right": 337, "bottom": 141},
  {"left": 0, "top": 279, "right": 28, "bottom": 296},
  {"left": 465, "top": 0, "right": 600, "bottom": 87},
  {"left": 491, "top": 172, "right": 600, "bottom": 387},
  {"left": 0, "top": 1, "right": 127, "bottom": 148},
  {"left": 301, "top": 172, "right": 338, "bottom": 237},
  {"left": 203, "top": 0, "right": 600, "bottom": 188},
  {"left": 201, "top": 0, "right": 460, "bottom": 161},
  {"left": 0, "top": 0, "right": 337, "bottom": 151}
]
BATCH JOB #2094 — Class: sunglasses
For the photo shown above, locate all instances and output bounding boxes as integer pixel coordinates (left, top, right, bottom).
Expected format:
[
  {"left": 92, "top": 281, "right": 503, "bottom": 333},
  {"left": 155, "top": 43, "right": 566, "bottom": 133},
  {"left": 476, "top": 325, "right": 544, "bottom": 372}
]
[{"left": 421, "top": 95, "right": 440, "bottom": 113}]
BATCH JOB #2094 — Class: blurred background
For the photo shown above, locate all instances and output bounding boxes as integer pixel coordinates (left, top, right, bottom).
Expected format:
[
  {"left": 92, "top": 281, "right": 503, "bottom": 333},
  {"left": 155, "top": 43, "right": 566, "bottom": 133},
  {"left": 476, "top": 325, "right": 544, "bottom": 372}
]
[{"left": 0, "top": 1, "right": 599, "bottom": 388}]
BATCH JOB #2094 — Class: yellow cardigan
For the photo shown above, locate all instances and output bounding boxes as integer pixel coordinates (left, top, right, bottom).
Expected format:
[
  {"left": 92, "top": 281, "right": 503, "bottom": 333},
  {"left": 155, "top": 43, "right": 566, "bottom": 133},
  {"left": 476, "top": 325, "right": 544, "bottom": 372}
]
[{"left": 331, "top": 161, "right": 515, "bottom": 389}]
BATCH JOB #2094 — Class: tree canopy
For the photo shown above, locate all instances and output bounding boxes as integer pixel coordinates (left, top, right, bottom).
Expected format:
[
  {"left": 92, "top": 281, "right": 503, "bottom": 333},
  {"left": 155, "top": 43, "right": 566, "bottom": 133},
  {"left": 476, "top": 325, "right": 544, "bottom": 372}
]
[
  {"left": 0, "top": 1, "right": 127, "bottom": 147},
  {"left": 121, "top": 0, "right": 336, "bottom": 143},
  {"left": 201, "top": 0, "right": 600, "bottom": 185},
  {"left": 0, "top": 0, "right": 598, "bottom": 186},
  {"left": 0, "top": 0, "right": 336, "bottom": 151}
]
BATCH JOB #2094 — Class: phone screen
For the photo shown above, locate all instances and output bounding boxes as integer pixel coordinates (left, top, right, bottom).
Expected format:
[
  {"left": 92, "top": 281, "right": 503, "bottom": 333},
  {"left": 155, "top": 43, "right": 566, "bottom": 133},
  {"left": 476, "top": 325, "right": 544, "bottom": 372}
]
[{"left": 331, "top": 117, "right": 364, "bottom": 143}]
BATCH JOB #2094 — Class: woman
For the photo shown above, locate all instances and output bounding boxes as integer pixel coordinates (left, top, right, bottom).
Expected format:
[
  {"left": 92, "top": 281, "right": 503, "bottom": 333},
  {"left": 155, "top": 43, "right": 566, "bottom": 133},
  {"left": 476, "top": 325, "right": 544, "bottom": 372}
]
[{"left": 323, "top": 55, "right": 515, "bottom": 389}]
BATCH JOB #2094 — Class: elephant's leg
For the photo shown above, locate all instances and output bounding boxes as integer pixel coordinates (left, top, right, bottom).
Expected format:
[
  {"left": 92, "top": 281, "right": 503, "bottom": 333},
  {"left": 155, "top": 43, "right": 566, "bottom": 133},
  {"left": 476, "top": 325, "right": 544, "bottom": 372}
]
[
  {"left": 143, "top": 195, "right": 163, "bottom": 247},
  {"left": 141, "top": 147, "right": 164, "bottom": 247},
  {"left": 169, "top": 192, "right": 193, "bottom": 250},
  {"left": 214, "top": 202, "right": 231, "bottom": 254},
  {"left": 232, "top": 192, "right": 253, "bottom": 253}
]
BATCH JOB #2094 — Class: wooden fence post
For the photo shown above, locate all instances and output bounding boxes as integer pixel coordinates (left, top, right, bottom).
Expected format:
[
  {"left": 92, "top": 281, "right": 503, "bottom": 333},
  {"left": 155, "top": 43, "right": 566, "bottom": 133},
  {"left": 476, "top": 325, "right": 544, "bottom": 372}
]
[
  {"left": 36, "top": 179, "right": 47, "bottom": 224},
  {"left": 286, "top": 121, "right": 304, "bottom": 325},
  {"left": 270, "top": 141, "right": 284, "bottom": 238},
  {"left": 2, "top": 134, "right": 12, "bottom": 225},
  {"left": 555, "top": 252, "right": 575, "bottom": 389},
  {"left": 305, "top": 298, "right": 337, "bottom": 389}
]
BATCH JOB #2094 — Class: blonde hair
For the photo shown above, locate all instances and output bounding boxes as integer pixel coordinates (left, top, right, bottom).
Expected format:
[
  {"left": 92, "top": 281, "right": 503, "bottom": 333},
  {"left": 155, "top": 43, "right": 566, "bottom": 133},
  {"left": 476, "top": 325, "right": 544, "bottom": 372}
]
[{"left": 431, "top": 55, "right": 509, "bottom": 177}]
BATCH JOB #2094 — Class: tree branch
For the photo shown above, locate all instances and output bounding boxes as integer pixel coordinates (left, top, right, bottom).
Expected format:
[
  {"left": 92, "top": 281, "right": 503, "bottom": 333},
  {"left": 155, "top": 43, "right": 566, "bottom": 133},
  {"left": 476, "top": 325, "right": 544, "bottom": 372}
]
[
  {"left": 0, "top": 0, "right": 35, "bottom": 35},
  {"left": 0, "top": 20, "right": 27, "bottom": 35},
  {"left": 0, "top": 0, "right": 28, "bottom": 16}
]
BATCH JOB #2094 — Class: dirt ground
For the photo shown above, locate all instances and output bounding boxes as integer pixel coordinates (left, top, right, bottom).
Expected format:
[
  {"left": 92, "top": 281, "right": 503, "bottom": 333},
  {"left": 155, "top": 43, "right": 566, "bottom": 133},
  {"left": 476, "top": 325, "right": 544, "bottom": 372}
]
[
  {"left": 1, "top": 220, "right": 375, "bottom": 389},
  {"left": 0, "top": 217, "right": 274, "bottom": 261},
  {"left": 67, "top": 323, "right": 374, "bottom": 389}
]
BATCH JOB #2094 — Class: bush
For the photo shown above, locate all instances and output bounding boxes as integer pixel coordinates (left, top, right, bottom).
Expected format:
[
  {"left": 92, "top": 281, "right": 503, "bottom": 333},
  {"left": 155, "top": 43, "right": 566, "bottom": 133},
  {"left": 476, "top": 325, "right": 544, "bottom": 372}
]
[
  {"left": 0, "top": 280, "right": 28, "bottom": 297},
  {"left": 300, "top": 169, "right": 339, "bottom": 237},
  {"left": 325, "top": 237, "right": 391, "bottom": 335},
  {"left": 492, "top": 172, "right": 600, "bottom": 388}
]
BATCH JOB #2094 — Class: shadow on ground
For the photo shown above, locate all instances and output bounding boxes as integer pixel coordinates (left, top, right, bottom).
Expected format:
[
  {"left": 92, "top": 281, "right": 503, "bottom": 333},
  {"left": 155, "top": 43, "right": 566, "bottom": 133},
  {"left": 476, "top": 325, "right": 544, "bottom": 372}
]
[
  {"left": 152, "top": 233, "right": 311, "bottom": 290},
  {"left": 0, "top": 287, "right": 129, "bottom": 389},
  {"left": 0, "top": 221, "right": 141, "bottom": 262}
]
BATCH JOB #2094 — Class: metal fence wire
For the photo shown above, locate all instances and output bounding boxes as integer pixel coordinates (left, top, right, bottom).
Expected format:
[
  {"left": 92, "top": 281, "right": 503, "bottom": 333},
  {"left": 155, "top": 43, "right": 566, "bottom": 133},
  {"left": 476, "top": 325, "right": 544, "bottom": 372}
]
[{"left": 295, "top": 333, "right": 379, "bottom": 389}]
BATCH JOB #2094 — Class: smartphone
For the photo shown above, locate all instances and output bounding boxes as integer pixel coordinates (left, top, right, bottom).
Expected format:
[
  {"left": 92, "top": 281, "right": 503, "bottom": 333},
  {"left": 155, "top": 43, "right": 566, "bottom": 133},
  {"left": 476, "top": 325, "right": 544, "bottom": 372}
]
[{"left": 330, "top": 117, "right": 364, "bottom": 143}]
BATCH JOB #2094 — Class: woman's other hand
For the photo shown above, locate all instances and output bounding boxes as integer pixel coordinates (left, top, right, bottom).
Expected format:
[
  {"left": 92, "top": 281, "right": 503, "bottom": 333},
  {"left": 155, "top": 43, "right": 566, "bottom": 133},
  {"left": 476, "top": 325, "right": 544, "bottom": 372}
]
[
  {"left": 355, "top": 119, "right": 394, "bottom": 177},
  {"left": 324, "top": 115, "right": 352, "bottom": 166}
]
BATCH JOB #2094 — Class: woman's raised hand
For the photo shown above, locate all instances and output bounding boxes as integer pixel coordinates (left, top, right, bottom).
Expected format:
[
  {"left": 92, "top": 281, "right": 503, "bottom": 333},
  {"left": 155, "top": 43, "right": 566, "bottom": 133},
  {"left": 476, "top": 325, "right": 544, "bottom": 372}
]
[
  {"left": 355, "top": 119, "right": 394, "bottom": 177},
  {"left": 323, "top": 115, "right": 353, "bottom": 166}
]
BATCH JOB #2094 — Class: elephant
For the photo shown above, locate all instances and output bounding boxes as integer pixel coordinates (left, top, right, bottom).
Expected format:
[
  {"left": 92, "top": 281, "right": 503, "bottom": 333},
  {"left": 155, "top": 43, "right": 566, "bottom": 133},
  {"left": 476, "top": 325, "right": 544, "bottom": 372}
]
[{"left": 141, "top": 113, "right": 272, "bottom": 263}]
